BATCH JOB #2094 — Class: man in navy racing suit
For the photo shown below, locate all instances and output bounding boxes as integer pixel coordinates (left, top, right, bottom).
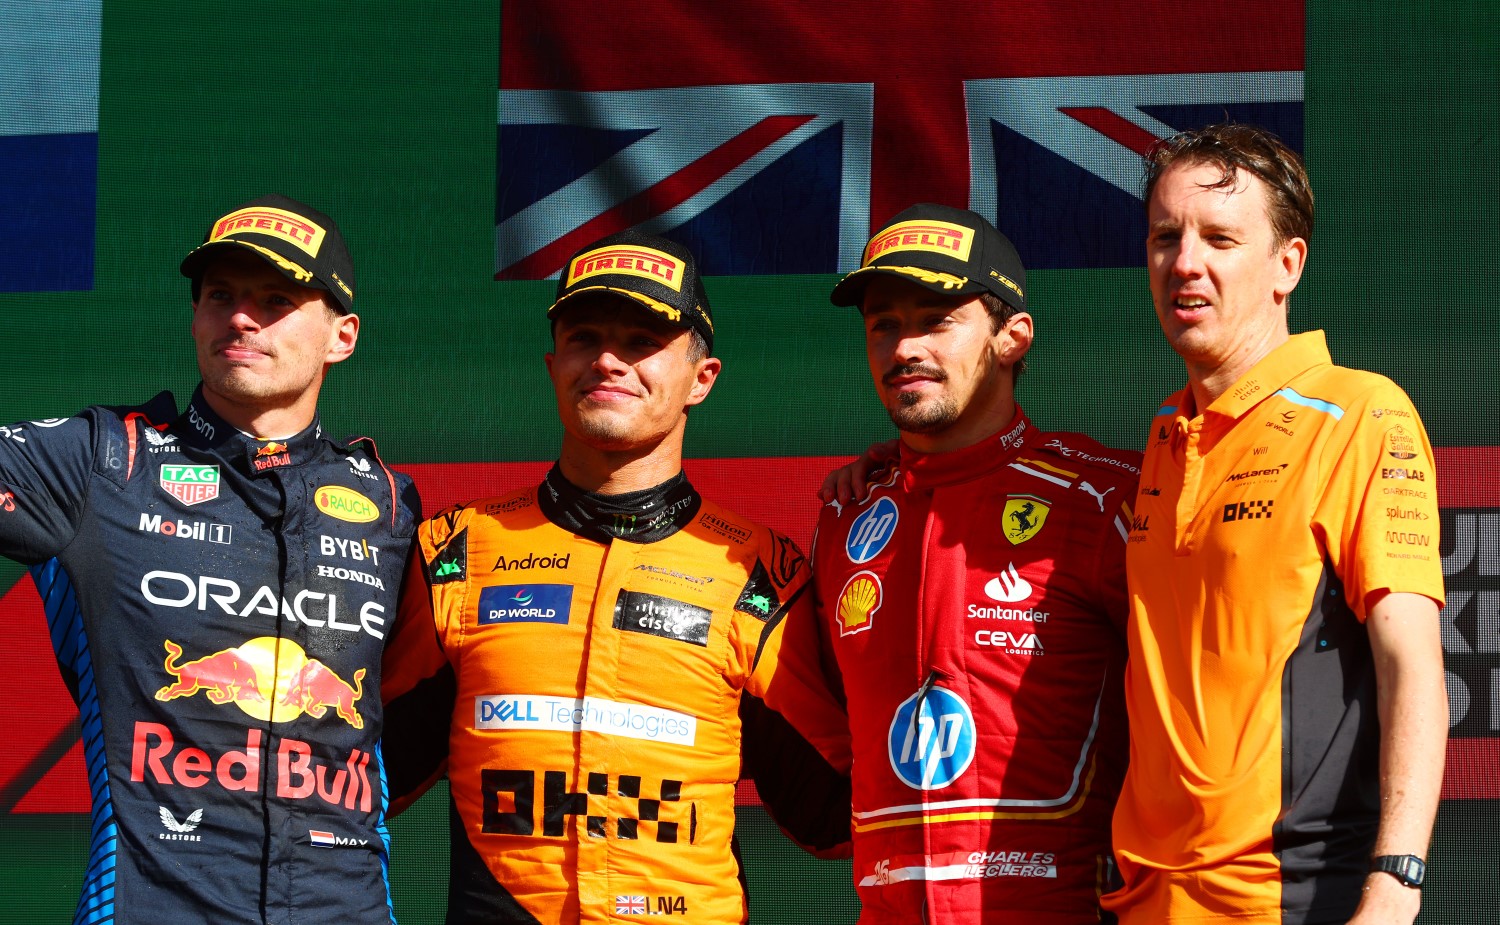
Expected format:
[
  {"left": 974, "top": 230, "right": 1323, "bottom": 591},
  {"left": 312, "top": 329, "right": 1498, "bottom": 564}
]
[{"left": 0, "top": 194, "right": 419, "bottom": 925}]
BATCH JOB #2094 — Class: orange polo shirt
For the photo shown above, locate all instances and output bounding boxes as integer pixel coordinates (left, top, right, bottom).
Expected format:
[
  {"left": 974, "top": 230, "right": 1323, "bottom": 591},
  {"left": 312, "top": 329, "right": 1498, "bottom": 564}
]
[{"left": 1107, "top": 331, "right": 1444, "bottom": 924}]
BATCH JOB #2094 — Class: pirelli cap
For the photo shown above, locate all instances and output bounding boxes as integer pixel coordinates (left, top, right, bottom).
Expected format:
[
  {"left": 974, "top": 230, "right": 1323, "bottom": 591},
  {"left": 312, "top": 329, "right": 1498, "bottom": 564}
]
[
  {"left": 547, "top": 230, "right": 715, "bottom": 354},
  {"left": 830, "top": 203, "right": 1026, "bottom": 313},
  {"left": 180, "top": 194, "right": 356, "bottom": 313}
]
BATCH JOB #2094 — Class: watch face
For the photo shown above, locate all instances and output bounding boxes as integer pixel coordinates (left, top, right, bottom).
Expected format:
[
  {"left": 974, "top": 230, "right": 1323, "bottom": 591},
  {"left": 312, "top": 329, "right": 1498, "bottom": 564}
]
[{"left": 1373, "top": 854, "right": 1425, "bottom": 887}]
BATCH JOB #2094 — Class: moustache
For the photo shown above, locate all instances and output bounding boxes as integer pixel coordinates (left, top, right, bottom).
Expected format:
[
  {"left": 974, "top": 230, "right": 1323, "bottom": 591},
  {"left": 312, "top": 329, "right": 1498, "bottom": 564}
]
[{"left": 882, "top": 363, "right": 947, "bottom": 387}]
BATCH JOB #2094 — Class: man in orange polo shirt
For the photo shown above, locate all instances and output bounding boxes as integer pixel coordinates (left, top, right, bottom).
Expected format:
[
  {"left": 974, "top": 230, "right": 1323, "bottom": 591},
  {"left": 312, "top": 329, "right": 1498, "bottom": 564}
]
[{"left": 1105, "top": 124, "right": 1446, "bottom": 925}]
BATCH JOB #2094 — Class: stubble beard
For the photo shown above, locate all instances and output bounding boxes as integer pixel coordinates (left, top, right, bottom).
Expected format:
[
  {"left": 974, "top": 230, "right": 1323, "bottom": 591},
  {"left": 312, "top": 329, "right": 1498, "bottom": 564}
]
[{"left": 886, "top": 391, "right": 960, "bottom": 434}]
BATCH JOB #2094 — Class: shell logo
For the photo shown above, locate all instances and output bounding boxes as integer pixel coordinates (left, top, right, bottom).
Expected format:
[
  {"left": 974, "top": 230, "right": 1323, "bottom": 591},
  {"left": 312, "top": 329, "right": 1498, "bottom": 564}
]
[
  {"left": 837, "top": 570, "right": 882, "bottom": 638},
  {"left": 315, "top": 486, "right": 378, "bottom": 523}
]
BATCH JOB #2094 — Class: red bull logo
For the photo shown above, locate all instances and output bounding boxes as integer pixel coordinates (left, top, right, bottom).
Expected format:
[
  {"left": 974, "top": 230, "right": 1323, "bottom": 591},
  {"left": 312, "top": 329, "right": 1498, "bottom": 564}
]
[
  {"left": 566, "top": 245, "right": 684, "bottom": 292},
  {"left": 157, "top": 640, "right": 266, "bottom": 706},
  {"left": 130, "top": 722, "right": 375, "bottom": 811},
  {"left": 865, "top": 220, "right": 974, "bottom": 264},
  {"left": 210, "top": 207, "right": 326, "bottom": 256},
  {"left": 279, "top": 660, "right": 367, "bottom": 729},
  {"left": 154, "top": 637, "right": 365, "bottom": 726},
  {"left": 252, "top": 441, "right": 292, "bottom": 471}
]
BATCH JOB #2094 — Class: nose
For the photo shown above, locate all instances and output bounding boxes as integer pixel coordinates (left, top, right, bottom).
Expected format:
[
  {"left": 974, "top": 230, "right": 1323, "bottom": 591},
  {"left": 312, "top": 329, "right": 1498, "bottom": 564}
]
[
  {"left": 228, "top": 294, "right": 263, "bottom": 330},
  {"left": 892, "top": 325, "right": 930, "bottom": 365},
  {"left": 1171, "top": 235, "right": 1204, "bottom": 279},
  {"left": 590, "top": 344, "right": 630, "bottom": 376}
]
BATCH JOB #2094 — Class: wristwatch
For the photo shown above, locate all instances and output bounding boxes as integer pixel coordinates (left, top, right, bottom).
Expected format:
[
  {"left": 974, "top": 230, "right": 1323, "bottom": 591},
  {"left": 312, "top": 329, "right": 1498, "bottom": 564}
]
[{"left": 1370, "top": 854, "right": 1426, "bottom": 888}]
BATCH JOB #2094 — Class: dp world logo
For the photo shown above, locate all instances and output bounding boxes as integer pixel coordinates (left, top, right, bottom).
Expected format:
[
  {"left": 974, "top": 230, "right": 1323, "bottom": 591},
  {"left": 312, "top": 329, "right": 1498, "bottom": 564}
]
[
  {"left": 847, "top": 496, "right": 899, "bottom": 564},
  {"left": 888, "top": 685, "right": 976, "bottom": 790},
  {"left": 512, "top": 589, "right": 533, "bottom": 606}
]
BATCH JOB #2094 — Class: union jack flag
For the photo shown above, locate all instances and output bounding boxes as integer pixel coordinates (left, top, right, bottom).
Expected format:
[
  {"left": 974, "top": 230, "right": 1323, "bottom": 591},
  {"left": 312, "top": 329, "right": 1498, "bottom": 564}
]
[
  {"left": 0, "top": 0, "right": 101, "bottom": 292},
  {"left": 614, "top": 894, "right": 648, "bottom": 915},
  {"left": 496, "top": 1, "right": 1304, "bottom": 277}
]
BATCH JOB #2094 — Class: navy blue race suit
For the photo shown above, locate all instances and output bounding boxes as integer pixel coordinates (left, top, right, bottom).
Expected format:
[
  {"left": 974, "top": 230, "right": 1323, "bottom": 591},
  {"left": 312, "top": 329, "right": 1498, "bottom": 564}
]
[{"left": 0, "top": 387, "right": 419, "bottom": 925}]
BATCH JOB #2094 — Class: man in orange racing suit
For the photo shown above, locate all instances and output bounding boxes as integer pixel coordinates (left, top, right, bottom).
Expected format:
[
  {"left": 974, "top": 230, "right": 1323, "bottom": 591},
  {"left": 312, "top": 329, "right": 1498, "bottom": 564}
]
[
  {"left": 382, "top": 230, "right": 851, "bottom": 924},
  {"left": 816, "top": 204, "right": 1137, "bottom": 923}
]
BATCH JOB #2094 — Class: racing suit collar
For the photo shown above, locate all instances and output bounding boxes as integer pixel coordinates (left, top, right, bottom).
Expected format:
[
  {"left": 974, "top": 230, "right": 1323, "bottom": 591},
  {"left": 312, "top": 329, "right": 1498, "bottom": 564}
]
[
  {"left": 174, "top": 384, "right": 326, "bottom": 475},
  {"left": 896, "top": 408, "right": 1035, "bottom": 491},
  {"left": 537, "top": 463, "right": 703, "bottom": 545}
]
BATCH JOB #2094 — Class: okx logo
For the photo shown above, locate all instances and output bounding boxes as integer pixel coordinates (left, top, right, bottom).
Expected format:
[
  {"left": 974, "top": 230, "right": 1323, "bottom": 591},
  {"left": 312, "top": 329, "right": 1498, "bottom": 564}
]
[{"left": 888, "top": 684, "right": 977, "bottom": 790}]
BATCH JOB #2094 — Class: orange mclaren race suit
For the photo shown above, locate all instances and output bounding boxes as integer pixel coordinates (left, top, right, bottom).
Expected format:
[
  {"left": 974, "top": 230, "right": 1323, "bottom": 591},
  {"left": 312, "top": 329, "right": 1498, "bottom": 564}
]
[
  {"left": 811, "top": 412, "right": 1139, "bottom": 924},
  {"left": 383, "top": 465, "right": 851, "bottom": 924},
  {"left": 0, "top": 388, "right": 419, "bottom": 925},
  {"left": 1106, "top": 332, "right": 1446, "bottom": 924}
]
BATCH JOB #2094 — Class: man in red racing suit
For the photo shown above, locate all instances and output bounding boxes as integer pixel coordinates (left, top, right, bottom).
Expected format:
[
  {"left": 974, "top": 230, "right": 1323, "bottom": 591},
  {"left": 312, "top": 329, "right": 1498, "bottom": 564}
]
[{"left": 812, "top": 204, "right": 1137, "bottom": 923}]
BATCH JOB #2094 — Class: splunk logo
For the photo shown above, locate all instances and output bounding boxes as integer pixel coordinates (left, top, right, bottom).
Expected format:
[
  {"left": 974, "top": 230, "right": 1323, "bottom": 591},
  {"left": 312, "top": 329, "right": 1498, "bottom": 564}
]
[
  {"left": 887, "top": 684, "right": 976, "bottom": 790},
  {"left": 477, "top": 584, "right": 573, "bottom": 625}
]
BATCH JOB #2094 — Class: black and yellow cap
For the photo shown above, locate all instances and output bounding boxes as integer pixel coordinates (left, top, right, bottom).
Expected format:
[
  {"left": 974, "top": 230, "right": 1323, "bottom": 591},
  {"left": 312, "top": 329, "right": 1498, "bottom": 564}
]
[
  {"left": 180, "top": 194, "right": 356, "bottom": 313},
  {"left": 547, "top": 230, "right": 715, "bottom": 354},
  {"left": 830, "top": 203, "right": 1026, "bottom": 313}
]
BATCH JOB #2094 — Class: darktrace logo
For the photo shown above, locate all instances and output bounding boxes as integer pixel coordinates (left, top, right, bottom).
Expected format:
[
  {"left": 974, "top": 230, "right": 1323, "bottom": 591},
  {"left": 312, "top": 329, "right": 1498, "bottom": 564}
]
[
  {"left": 478, "top": 583, "right": 573, "bottom": 625},
  {"left": 1222, "top": 499, "right": 1273, "bottom": 522}
]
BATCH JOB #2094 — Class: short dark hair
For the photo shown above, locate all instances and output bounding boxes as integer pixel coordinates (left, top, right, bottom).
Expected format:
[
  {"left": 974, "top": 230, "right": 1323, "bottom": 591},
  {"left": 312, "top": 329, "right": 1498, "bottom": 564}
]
[
  {"left": 978, "top": 291, "right": 1027, "bottom": 384},
  {"left": 1144, "top": 122, "right": 1314, "bottom": 249}
]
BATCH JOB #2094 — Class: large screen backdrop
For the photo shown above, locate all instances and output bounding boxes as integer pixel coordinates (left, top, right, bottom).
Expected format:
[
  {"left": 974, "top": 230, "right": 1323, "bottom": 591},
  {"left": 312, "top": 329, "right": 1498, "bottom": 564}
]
[{"left": 1, "top": 2, "right": 1495, "bottom": 921}]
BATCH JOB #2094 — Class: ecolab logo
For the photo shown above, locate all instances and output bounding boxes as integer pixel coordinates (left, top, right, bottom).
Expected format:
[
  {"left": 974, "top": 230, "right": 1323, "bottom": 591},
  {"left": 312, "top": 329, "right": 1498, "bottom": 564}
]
[
  {"left": 138, "top": 513, "right": 232, "bottom": 545},
  {"left": 566, "top": 245, "right": 685, "bottom": 292}
]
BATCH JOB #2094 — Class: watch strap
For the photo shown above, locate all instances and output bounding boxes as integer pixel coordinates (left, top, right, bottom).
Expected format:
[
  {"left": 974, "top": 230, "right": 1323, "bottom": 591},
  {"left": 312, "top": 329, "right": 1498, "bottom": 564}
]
[{"left": 1370, "top": 854, "right": 1425, "bottom": 888}]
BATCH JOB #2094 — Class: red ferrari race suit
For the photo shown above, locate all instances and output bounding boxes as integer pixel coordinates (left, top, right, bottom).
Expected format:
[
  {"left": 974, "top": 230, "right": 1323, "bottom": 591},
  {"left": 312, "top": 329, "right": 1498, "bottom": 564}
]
[
  {"left": 382, "top": 466, "right": 850, "bottom": 924},
  {"left": 811, "top": 412, "right": 1138, "bottom": 923}
]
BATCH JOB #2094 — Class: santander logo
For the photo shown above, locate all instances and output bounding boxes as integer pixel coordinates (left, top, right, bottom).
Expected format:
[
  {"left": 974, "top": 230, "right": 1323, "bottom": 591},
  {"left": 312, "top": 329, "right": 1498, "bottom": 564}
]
[{"left": 983, "top": 563, "right": 1032, "bottom": 603}]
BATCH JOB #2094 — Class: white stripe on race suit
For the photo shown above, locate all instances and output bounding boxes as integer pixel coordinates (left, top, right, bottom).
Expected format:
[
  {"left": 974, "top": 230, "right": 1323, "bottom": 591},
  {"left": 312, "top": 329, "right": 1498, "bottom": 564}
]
[
  {"left": 1008, "top": 462, "right": 1072, "bottom": 488},
  {"left": 859, "top": 862, "right": 1058, "bottom": 887}
]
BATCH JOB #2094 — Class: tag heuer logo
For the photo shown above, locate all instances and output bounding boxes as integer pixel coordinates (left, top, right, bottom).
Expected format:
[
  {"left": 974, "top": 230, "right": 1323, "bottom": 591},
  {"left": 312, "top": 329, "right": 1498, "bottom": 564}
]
[{"left": 159, "top": 464, "right": 220, "bottom": 506}]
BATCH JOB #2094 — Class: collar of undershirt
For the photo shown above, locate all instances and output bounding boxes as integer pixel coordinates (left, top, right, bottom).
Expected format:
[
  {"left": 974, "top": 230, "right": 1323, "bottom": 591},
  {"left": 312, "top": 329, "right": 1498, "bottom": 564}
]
[
  {"left": 171, "top": 383, "right": 326, "bottom": 475},
  {"left": 537, "top": 463, "right": 703, "bottom": 545},
  {"left": 896, "top": 408, "right": 1036, "bottom": 490}
]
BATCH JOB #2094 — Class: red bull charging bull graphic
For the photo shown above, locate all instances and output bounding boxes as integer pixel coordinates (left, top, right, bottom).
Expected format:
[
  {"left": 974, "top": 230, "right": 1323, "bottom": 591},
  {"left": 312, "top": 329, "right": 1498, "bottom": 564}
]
[{"left": 137, "top": 637, "right": 375, "bottom": 810}]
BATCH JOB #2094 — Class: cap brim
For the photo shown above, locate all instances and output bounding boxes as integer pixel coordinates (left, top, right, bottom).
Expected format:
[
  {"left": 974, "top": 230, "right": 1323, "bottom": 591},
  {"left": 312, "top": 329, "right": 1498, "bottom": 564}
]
[
  {"left": 829, "top": 264, "right": 988, "bottom": 307},
  {"left": 547, "top": 285, "right": 696, "bottom": 329},
  {"left": 179, "top": 239, "right": 333, "bottom": 294}
]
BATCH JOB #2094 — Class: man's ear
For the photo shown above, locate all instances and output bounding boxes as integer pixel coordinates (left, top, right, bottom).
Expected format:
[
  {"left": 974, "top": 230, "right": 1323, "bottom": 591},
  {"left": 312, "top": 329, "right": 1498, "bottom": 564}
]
[{"left": 686, "top": 357, "right": 723, "bottom": 407}]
